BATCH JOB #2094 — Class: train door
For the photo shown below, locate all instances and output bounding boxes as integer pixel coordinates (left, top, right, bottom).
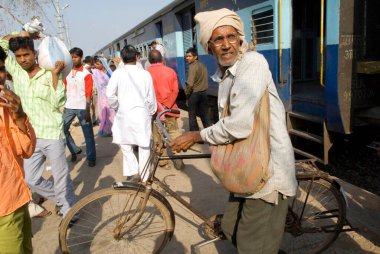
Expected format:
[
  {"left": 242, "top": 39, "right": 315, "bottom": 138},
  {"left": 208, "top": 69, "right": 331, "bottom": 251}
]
[
  {"left": 180, "top": 7, "right": 196, "bottom": 79},
  {"left": 289, "top": 0, "right": 331, "bottom": 164},
  {"left": 291, "top": 0, "right": 325, "bottom": 117}
]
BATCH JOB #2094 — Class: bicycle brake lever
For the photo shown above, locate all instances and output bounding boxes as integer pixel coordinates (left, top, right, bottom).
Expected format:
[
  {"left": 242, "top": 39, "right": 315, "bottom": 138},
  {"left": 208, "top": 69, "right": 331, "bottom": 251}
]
[{"left": 156, "top": 109, "right": 202, "bottom": 153}]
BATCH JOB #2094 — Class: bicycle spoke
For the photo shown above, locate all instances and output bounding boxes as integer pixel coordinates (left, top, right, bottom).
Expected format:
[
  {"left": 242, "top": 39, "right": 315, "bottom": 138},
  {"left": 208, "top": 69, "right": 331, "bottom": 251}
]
[
  {"left": 60, "top": 188, "right": 173, "bottom": 254},
  {"left": 282, "top": 178, "right": 345, "bottom": 253}
]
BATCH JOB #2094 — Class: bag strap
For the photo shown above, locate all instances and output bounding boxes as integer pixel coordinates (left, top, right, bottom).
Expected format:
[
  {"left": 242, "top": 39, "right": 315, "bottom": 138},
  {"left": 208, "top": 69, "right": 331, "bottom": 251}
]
[
  {"left": 221, "top": 62, "right": 239, "bottom": 118},
  {"left": 222, "top": 58, "right": 269, "bottom": 119}
]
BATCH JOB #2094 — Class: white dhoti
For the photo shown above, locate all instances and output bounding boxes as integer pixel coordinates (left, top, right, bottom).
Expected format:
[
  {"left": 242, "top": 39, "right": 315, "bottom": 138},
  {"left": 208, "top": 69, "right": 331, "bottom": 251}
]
[
  {"left": 106, "top": 65, "right": 157, "bottom": 181},
  {"left": 120, "top": 145, "right": 151, "bottom": 181}
]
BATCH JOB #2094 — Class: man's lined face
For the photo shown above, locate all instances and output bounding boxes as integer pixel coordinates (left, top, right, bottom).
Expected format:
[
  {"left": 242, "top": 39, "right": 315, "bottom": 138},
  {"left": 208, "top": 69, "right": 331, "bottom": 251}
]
[{"left": 209, "top": 26, "right": 240, "bottom": 67}]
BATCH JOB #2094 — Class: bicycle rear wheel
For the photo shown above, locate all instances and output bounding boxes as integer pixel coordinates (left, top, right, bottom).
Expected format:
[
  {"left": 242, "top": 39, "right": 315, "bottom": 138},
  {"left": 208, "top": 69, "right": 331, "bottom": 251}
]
[
  {"left": 281, "top": 177, "right": 346, "bottom": 254},
  {"left": 59, "top": 188, "right": 174, "bottom": 254}
]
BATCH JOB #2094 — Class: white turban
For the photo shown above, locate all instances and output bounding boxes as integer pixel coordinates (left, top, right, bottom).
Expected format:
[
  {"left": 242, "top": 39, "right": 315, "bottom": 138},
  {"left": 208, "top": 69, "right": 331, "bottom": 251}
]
[{"left": 194, "top": 8, "right": 248, "bottom": 54}]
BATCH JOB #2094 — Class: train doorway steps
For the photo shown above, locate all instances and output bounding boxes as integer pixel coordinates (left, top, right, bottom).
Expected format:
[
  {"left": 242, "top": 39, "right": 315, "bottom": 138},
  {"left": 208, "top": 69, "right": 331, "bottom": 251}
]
[{"left": 287, "top": 111, "right": 332, "bottom": 165}]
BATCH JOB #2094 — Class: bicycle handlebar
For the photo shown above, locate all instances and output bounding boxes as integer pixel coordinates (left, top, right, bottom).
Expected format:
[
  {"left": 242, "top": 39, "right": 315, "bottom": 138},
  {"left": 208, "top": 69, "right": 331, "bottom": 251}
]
[
  {"left": 158, "top": 109, "right": 180, "bottom": 116},
  {"left": 155, "top": 109, "right": 180, "bottom": 143},
  {"left": 155, "top": 109, "right": 203, "bottom": 154}
]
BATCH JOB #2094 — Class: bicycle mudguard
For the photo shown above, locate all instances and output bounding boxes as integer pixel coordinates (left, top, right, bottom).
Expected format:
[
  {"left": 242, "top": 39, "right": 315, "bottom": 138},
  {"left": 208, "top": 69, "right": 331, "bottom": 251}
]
[
  {"left": 113, "top": 181, "right": 147, "bottom": 190},
  {"left": 112, "top": 181, "right": 176, "bottom": 240}
]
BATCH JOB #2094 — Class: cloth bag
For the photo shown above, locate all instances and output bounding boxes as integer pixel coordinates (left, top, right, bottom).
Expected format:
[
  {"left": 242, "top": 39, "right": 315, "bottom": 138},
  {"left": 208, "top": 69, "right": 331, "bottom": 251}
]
[
  {"left": 210, "top": 88, "right": 271, "bottom": 194},
  {"left": 38, "top": 37, "right": 72, "bottom": 79}
]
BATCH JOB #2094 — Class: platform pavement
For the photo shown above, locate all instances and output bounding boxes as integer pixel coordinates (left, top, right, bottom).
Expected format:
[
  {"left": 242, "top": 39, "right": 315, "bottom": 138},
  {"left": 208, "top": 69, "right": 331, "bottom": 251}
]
[{"left": 31, "top": 110, "right": 380, "bottom": 254}]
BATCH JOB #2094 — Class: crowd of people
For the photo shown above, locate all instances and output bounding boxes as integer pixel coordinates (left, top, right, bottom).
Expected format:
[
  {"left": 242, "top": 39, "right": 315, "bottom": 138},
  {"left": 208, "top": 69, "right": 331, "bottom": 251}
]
[{"left": 0, "top": 8, "right": 296, "bottom": 254}]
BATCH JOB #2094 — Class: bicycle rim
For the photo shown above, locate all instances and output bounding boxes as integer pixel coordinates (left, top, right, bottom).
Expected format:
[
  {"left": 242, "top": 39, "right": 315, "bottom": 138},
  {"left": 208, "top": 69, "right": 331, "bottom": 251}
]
[
  {"left": 282, "top": 178, "right": 346, "bottom": 254},
  {"left": 59, "top": 188, "right": 174, "bottom": 254}
]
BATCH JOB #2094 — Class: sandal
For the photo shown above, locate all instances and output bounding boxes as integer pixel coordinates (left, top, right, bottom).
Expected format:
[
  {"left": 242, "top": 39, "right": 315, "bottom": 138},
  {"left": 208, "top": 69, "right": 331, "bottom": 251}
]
[{"left": 33, "top": 209, "right": 52, "bottom": 218}]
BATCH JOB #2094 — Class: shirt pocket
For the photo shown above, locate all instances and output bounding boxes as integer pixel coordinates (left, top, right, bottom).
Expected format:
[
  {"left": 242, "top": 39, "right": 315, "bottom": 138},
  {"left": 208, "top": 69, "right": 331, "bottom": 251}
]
[{"left": 34, "top": 81, "right": 52, "bottom": 102}]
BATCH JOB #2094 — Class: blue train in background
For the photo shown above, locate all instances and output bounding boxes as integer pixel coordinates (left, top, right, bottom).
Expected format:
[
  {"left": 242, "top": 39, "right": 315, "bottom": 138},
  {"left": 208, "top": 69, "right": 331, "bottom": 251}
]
[{"left": 96, "top": 0, "right": 380, "bottom": 164}]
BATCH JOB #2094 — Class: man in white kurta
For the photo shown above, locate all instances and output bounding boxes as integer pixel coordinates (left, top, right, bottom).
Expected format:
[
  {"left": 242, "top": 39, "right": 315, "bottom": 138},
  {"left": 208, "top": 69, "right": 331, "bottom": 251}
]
[{"left": 106, "top": 45, "right": 157, "bottom": 181}]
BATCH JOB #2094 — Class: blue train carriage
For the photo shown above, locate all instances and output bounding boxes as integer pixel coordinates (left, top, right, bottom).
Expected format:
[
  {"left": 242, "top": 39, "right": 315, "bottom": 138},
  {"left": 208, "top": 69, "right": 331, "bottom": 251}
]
[
  {"left": 286, "top": 0, "right": 380, "bottom": 164},
  {"left": 96, "top": 0, "right": 380, "bottom": 165},
  {"left": 196, "top": 0, "right": 380, "bottom": 164}
]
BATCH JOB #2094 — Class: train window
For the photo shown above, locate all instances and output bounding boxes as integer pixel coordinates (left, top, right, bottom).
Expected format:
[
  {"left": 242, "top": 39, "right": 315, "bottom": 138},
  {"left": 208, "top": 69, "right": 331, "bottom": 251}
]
[
  {"left": 116, "top": 43, "right": 121, "bottom": 52},
  {"left": 124, "top": 39, "right": 128, "bottom": 47},
  {"left": 155, "top": 21, "right": 163, "bottom": 38},
  {"left": 252, "top": 9, "right": 274, "bottom": 44}
]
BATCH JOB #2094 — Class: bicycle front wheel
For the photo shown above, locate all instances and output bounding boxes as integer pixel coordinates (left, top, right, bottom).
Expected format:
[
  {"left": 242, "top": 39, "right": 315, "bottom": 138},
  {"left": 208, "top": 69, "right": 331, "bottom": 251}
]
[
  {"left": 282, "top": 177, "right": 346, "bottom": 254},
  {"left": 59, "top": 188, "right": 174, "bottom": 254}
]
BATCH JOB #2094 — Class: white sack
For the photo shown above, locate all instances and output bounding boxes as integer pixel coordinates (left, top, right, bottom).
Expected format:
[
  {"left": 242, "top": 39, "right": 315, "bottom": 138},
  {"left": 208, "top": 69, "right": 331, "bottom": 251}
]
[
  {"left": 38, "top": 37, "right": 72, "bottom": 79},
  {"left": 23, "top": 17, "right": 45, "bottom": 34}
]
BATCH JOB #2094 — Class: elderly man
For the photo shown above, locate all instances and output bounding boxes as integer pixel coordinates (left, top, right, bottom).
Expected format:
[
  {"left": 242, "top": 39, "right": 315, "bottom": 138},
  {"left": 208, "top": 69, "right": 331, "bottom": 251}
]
[{"left": 170, "top": 8, "right": 297, "bottom": 253}]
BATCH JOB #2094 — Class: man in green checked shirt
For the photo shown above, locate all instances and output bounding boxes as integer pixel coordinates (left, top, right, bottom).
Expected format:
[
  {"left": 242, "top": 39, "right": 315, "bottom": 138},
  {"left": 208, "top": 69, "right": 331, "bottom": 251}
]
[{"left": 0, "top": 32, "right": 77, "bottom": 218}]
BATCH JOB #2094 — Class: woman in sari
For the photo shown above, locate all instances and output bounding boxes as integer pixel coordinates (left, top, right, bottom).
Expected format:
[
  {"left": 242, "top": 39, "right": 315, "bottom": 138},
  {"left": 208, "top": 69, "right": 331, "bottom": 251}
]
[{"left": 92, "top": 56, "right": 115, "bottom": 136}]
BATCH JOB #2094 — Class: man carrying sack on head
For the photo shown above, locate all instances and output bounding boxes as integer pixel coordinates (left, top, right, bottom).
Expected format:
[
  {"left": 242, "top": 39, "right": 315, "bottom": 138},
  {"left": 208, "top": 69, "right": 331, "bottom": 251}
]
[{"left": 170, "top": 8, "right": 297, "bottom": 254}]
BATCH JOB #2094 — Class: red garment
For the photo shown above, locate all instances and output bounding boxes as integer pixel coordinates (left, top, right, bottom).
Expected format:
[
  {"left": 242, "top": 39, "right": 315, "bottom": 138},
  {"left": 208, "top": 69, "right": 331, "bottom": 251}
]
[
  {"left": 0, "top": 107, "right": 35, "bottom": 216},
  {"left": 63, "top": 65, "right": 93, "bottom": 98},
  {"left": 148, "top": 63, "right": 180, "bottom": 118}
]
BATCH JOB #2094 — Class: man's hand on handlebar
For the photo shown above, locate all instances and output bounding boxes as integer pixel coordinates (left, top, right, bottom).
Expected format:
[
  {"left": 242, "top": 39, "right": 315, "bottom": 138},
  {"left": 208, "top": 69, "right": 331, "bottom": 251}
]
[{"left": 169, "top": 131, "right": 203, "bottom": 152}]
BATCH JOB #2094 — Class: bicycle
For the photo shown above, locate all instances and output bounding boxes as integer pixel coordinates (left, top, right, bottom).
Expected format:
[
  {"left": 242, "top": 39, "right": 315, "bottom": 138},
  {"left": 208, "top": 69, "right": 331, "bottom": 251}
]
[{"left": 59, "top": 109, "right": 355, "bottom": 254}]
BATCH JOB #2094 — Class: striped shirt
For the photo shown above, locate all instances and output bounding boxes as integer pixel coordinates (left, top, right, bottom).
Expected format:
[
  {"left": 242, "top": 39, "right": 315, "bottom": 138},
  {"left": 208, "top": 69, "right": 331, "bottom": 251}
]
[
  {"left": 0, "top": 38, "right": 66, "bottom": 140},
  {"left": 200, "top": 51, "right": 297, "bottom": 200}
]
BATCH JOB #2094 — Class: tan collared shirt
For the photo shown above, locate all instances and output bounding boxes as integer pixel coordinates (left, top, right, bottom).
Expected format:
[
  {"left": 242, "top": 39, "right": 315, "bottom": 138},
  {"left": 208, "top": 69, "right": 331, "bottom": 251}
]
[{"left": 200, "top": 51, "right": 297, "bottom": 201}]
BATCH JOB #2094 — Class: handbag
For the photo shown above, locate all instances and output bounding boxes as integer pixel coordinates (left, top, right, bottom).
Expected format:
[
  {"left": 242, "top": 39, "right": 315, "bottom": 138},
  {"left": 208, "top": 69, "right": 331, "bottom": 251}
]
[{"left": 210, "top": 87, "right": 271, "bottom": 194}]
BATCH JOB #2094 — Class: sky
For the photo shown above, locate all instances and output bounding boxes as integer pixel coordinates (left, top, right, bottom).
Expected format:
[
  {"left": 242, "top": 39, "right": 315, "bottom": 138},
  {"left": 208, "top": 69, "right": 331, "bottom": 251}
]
[{"left": 1, "top": 0, "right": 174, "bottom": 55}]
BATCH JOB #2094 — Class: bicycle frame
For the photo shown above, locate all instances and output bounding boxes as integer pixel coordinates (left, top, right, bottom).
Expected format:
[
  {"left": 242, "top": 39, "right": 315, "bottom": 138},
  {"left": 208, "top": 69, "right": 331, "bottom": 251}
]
[
  {"left": 113, "top": 150, "right": 216, "bottom": 231},
  {"left": 110, "top": 110, "right": 355, "bottom": 251},
  {"left": 59, "top": 109, "right": 357, "bottom": 254},
  {"left": 112, "top": 109, "right": 218, "bottom": 236}
]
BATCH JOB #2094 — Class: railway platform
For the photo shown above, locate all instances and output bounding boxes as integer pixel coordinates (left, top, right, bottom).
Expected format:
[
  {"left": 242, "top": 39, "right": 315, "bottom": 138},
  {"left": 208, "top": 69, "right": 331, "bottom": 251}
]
[{"left": 31, "top": 110, "right": 380, "bottom": 253}]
